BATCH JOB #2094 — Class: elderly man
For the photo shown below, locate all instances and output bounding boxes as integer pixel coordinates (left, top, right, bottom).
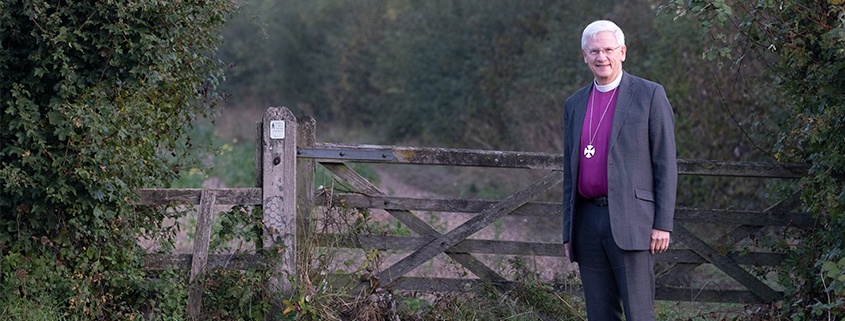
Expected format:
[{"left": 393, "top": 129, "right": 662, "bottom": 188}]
[{"left": 562, "top": 20, "right": 678, "bottom": 320}]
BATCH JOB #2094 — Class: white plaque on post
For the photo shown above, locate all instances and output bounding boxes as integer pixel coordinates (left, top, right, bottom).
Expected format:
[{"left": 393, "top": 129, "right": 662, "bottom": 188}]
[{"left": 270, "top": 120, "right": 285, "bottom": 139}]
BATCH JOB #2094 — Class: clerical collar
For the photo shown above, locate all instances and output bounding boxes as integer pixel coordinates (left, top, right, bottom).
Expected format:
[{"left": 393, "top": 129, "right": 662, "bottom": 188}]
[{"left": 594, "top": 73, "right": 623, "bottom": 92}]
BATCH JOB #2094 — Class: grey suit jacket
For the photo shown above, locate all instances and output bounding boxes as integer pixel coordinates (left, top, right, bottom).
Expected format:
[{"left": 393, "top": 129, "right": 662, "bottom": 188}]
[{"left": 562, "top": 71, "right": 678, "bottom": 260}]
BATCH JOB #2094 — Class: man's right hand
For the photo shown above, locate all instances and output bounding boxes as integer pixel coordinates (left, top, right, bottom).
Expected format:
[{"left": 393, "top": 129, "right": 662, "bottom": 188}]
[{"left": 564, "top": 242, "right": 571, "bottom": 259}]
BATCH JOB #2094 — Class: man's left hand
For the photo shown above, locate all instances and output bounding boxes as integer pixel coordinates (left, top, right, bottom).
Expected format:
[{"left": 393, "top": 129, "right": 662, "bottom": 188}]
[{"left": 650, "top": 229, "right": 670, "bottom": 254}]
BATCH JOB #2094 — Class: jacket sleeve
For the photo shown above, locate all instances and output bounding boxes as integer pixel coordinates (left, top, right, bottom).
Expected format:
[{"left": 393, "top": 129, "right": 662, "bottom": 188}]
[
  {"left": 562, "top": 96, "right": 577, "bottom": 244},
  {"left": 648, "top": 84, "right": 678, "bottom": 232}
]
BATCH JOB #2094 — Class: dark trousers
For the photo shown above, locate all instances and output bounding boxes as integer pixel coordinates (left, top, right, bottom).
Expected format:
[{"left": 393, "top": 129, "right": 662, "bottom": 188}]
[{"left": 573, "top": 200, "right": 656, "bottom": 321}]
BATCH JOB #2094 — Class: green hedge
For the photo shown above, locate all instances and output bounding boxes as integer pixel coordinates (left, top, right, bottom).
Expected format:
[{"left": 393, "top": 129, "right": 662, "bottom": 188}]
[{"left": 1, "top": 1, "right": 235, "bottom": 319}]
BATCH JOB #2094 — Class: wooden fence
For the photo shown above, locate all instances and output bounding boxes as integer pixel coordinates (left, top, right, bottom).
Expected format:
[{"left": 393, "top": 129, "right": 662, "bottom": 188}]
[{"left": 136, "top": 107, "right": 811, "bottom": 316}]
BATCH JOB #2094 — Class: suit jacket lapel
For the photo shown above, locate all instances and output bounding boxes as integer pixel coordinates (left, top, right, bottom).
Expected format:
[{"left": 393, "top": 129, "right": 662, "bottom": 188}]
[{"left": 609, "top": 72, "right": 634, "bottom": 153}]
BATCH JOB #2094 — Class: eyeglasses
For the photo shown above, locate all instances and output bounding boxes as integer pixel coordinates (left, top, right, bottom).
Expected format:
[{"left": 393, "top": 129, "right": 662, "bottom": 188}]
[{"left": 586, "top": 46, "right": 622, "bottom": 57}]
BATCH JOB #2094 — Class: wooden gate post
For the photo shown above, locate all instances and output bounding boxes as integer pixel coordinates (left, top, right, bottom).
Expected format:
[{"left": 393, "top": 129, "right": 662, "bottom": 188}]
[
  {"left": 188, "top": 189, "right": 216, "bottom": 319},
  {"left": 295, "top": 116, "right": 316, "bottom": 272},
  {"left": 262, "top": 107, "right": 298, "bottom": 296}
]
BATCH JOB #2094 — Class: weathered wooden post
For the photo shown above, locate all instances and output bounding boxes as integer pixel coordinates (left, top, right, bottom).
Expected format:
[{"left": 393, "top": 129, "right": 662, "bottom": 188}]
[
  {"left": 262, "top": 107, "right": 297, "bottom": 296},
  {"left": 295, "top": 116, "right": 316, "bottom": 272},
  {"left": 188, "top": 189, "right": 216, "bottom": 319}
]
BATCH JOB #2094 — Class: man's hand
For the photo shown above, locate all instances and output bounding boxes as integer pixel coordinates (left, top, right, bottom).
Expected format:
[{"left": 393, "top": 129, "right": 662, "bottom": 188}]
[
  {"left": 564, "top": 242, "right": 571, "bottom": 259},
  {"left": 650, "top": 229, "right": 670, "bottom": 254}
]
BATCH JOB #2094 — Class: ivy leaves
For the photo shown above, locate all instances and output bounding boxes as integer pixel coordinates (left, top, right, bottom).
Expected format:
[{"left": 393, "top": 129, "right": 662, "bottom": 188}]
[{"left": 1, "top": 0, "right": 236, "bottom": 318}]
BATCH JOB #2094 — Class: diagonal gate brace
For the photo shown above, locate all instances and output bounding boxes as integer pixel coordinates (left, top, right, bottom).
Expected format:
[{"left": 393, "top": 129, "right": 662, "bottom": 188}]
[
  {"left": 321, "top": 163, "right": 512, "bottom": 286},
  {"left": 673, "top": 224, "right": 782, "bottom": 303},
  {"left": 658, "top": 192, "right": 801, "bottom": 301},
  {"left": 374, "top": 170, "right": 563, "bottom": 287}
]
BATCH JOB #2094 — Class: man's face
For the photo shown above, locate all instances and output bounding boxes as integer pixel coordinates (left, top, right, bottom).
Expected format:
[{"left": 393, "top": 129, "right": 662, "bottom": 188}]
[{"left": 582, "top": 31, "right": 627, "bottom": 85}]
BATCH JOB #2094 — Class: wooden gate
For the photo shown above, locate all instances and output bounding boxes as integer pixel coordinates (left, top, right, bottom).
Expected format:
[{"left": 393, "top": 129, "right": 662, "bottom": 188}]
[
  {"left": 293, "top": 108, "right": 810, "bottom": 304},
  {"left": 140, "top": 107, "right": 811, "bottom": 308}
]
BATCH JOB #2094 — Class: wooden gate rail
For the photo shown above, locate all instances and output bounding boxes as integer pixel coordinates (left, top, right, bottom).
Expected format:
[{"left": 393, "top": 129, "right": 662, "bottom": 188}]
[
  {"left": 135, "top": 187, "right": 263, "bottom": 271},
  {"left": 329, "top": 194, "right": 813, "bottom": 227},
  {"left": 319, "top": 195, "right": 807, "bottom": 266},
  {"left": 299, "top": 143, "right": 810, "bottom": 177}
]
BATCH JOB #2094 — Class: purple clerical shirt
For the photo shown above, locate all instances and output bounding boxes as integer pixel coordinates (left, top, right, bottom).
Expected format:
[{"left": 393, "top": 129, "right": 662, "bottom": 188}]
[{"left": 578, "top": 86, "right": 619, "bottom": 198}]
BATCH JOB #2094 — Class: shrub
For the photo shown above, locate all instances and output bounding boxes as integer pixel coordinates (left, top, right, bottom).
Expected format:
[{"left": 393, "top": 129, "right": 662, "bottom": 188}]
[
  {"left": 666, "top": 0, "right": 845, "bottom": 318},
  {"left": 0, "top": 1, "right": 235, "bottom": 318}
]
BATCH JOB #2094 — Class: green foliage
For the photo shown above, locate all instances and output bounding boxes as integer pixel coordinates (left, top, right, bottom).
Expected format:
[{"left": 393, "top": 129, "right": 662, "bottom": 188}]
[
  {"left": 222, "top": 0, "right": 782, "bottom": 212},
  {"left": 210, "top": 205, "right": 264, "bottom": 252},
  {"left": 1, "top": 295, "right": 68, "bottom": 321},
  {"left": 198, "top": 267, "right": 274, "bottom": 320},
  {"left": 313, "top": 162, "right": 380, "bottom": 195},
  {"left": 818, "top": 257, "right": 845, "bottom": 316},
  {"left": 219, "top": 0, "right": 621, "bottom": 150},
  {"left": 0, "top": 0, "right": 235, "bottom": 318},
  {"left": 778, "top": 217, "right": 845, "bottom": 320},
  {"left": 170, "top": 121, "right": 257, "bottom": 188},
  {"left": 666, "top": 0, "right": 845, "bottom": 318}
]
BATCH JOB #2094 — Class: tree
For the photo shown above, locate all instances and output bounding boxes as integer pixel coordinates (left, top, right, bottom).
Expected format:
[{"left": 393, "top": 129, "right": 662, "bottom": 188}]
[
  {"left": 0, "top": 1, "right": 235, "bottom": 318},
  {"left": 667, "top": 0, "right": 845, "bottom": 318}
]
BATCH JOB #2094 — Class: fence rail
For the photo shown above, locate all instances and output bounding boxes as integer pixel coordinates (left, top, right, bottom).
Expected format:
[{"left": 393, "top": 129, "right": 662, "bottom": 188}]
[{"left": 299, "top": 143, "right": 810, "bottom": 178}]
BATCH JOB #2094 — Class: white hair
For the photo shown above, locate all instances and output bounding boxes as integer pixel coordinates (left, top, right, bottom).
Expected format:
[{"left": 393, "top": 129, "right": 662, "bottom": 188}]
[{"left": 581, "top": 20, "right": 625, "bottom": 49}]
